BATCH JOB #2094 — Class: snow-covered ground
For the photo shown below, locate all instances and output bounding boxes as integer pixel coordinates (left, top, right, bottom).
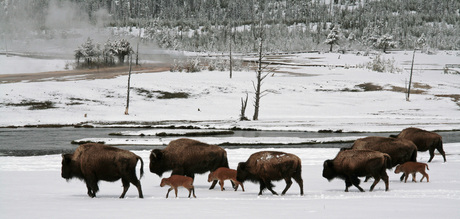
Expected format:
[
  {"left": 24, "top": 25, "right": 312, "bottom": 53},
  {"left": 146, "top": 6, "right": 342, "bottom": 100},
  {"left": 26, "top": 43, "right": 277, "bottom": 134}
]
[
  {"left": 1, "top": 51, "right": 460, "bottom": 132},
  {"left": 1, "top": 145, "right": 459, "bottom": 218},
  {"left": 0, "top": 54, "right": 72, "bottom": 74},
  {"left": 1, "top": 51, "right": 459, "bottom": 218}
]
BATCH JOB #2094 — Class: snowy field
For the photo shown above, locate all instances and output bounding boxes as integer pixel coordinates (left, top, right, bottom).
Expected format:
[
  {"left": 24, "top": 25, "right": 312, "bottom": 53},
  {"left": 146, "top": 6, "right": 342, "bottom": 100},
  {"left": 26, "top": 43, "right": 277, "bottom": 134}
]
[
  {"left": 1, "top": 51, "right": 460, "bottom": 131},
  {"left": 1, "top": 145, "right": 460, "bottom": 218},
  {"left": 1, "top": 51, "right": 460, "bottom": 218}
]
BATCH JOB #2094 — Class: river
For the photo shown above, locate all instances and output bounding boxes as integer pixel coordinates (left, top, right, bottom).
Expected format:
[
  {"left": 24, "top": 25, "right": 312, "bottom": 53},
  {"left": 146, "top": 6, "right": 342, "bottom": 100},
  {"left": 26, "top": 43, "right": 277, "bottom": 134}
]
[{"left": 1, "top": 127, "right": 459, "bottom": 156}]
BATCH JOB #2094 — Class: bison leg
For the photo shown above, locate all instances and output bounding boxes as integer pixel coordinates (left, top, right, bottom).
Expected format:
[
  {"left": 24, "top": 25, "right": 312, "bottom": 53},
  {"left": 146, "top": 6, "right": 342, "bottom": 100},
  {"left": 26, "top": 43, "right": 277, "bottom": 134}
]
[
  {"left": 127, "top": 172, "right": 144, "bottom": 198},
  {"left": 85, "top": 179, "right": 99, "bottom": 198},
  {"left": 258, "top": 181, "right": 267, "bottom": 195},
  {"left": 428, "top": 148, "right": 435, "bottom": 162},
  {"left": 369, "top": 177, "right": 380, "bottom": 191},
  {"left": 344, "top": 178, "right": 352, "bottom": 192},
  {"left": 264, "top": 180, "right": 278, "bottom": 195},
  {"left": 239, "top": 182, "right": 245, "bottom": 192},
  {"left": 86, "top": 184, "right": 96, "bottom": 198},
  {"left": 382, "top": 172, "right": 389, "bottom": 191},
  {"left": 120, "top": 178, "right": 130, "bottom": 198},
  {"left": 437, "top": 146, "right": 447, "bottom": 162},
  {"left": 281, "top": 178, "right": 293, "bottom": 195},
  {"left": 411, "top": 173, "right": 417, "bottom": 182},
  {"left": 209, "top": 180, "right": 219, "bottom": 190},
  {"left": 188, "top": 187, "right": 196, "bottom": 198},
  {"left": 400, "top": 173, "right": 406, "bottom": 182},
  {"left": 133, "top": 180, "right": 143, "bottom": 198},
  {"left": 293, "top": 175, "right": 304, "bottom": 196},
  {"left": 421, "top": 171, "right": 429, "bottom": 182},
  {"left": 166, "top": 187, "right": 173, "bottom": 198},
  {"left": 404, "top": 173, "right": 409, "bottom": 183},
  {"left": 174, "top": 187, "right": 179, "bottom": 198},
  {"left": 219, "top": 180, "right": 225, "bottom": 191},
  {"left": 364, "top": 176, "right": 371, "bottom": 182},
  {"left": 349, "top": 176, "right": 364, "bottom": 192}
]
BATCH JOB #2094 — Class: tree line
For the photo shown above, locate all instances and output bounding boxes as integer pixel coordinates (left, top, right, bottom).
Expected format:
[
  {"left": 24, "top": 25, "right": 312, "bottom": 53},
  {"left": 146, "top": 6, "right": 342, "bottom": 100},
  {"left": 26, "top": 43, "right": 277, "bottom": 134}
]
[{"left": 1, "top": 0, "right": 459, "bottom": 53}]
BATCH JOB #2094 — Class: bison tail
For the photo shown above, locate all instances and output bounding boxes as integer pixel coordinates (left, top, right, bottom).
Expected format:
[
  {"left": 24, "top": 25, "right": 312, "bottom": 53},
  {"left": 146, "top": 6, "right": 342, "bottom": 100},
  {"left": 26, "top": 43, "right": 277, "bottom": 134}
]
[
  {"left": 384, "top": 154, "right": 392, "bottom": 169},
  {"left": 137, "top": 156, "right": 144, "bottom": 179}
]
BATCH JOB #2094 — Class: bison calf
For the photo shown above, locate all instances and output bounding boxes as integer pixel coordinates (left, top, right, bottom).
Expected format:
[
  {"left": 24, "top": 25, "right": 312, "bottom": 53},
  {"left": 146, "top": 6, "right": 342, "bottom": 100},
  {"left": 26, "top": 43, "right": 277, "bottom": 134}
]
[
  {"left": 208, "top": 167, "right": 244, "bottom": 192},
  {"left": 160, "top": 175, "right": 196, "bottom": 198},
  {"left": 236, "top": 151, "right": 303, "bottom": 196},
  {"left": 323, "top": 149, "right": 391, "bottom": 192},
  {"left": 61, "top": 143, "right": 144, "bottom": 198},
  {"left": 394, "top": 161, "right": 430, "bottom": 183}
]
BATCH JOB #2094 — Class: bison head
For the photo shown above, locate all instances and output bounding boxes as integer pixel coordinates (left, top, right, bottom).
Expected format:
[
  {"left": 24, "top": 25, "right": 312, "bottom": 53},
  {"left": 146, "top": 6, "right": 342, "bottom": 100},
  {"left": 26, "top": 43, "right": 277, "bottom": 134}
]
[
  {"left": 61, "top": 154, "right": 80, "bottom": 180},
  {"left": 394, "top": 165, "right": 402, "bottom": 174},
  {"left": 236, "top": 162, "right": 249, "bottom": 183},
  {"left": 322, "top": 160, "right": 336, "bottom": 181},
  {"left": 149, "top": 149, "right": 165, "bottom": 177}
]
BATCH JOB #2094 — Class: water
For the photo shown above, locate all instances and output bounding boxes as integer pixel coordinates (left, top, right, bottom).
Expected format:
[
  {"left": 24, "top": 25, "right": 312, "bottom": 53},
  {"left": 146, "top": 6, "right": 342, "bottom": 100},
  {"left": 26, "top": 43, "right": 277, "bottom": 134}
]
[{"left": 1, "top": 127, "right": 459, "bottom": 156}]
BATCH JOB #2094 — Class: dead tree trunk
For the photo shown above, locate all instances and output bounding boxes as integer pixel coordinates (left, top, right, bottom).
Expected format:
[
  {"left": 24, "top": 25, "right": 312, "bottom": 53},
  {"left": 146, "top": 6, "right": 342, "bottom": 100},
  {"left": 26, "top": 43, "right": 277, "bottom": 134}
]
[
  {"left": 124, "top": 54, "right": 133, "bottom": 115},
  {"left": 253, "top": 36, "right": 269, "bottom": 120},
  {"left": 407, "top": 49, "right": 415, "bottom": 101},
  {"left": 240, "top": 93, "right": 249, "bottom": 121}
]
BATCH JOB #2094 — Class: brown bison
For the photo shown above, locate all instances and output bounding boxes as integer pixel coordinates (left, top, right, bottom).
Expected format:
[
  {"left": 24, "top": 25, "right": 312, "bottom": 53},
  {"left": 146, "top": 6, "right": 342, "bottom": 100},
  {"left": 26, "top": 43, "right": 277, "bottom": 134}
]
[
  {"left": 208, "top": 167, "right": 245, "bottom": 192},
  {"left": 236, "top": 151, "right": 304, "bottom": 196},
  {"left": 351, "top": 137, "right": 418, "bottom": 167},
  {"left": 350, "top": 136, "right": 418, "bottom": 181},
  {"left": 322, "top": 149, "right": 391, "bottom": 192},
  {"left": 160, "top": 175, "right": 196, "bottom": 198},
  {"left": 149, "top": 138, "right": 230, "bottom": 189},
  {"left": 394, "top": 161, "right": 430, "bottom": 183},
  {"left": 391, "top": 127, "right": 446, "bottom": 162},
  {"left": 61, "top": 143, "right": 144, "bottom": 198}
]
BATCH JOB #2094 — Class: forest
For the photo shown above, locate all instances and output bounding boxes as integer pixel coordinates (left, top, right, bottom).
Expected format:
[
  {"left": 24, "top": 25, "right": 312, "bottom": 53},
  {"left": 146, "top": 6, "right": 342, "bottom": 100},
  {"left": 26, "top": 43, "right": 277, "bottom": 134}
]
[{"left": 1, "top": 0, "right": 459, "bottom": 53}]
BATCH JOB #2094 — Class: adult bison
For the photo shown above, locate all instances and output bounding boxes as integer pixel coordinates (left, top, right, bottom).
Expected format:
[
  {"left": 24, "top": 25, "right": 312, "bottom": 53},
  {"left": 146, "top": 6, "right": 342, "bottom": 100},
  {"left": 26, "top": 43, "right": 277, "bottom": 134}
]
[
  {"left": 351, "top": 136, "right": 418, "bottom": 167},
  {"left": 322, "top": 149, "right": 391, "bottom": 192},
  {"left": 236, "top": 151, "right": 304, "bottom": 196},
  {"left": 149, "top": 138, "right": 230, "bottom": 189},
  {"left": 390, "top": 127, "right": 446, "bottom": 162},
  {"left": 61, "top": 143, "right": 144, "bottom": 198}
]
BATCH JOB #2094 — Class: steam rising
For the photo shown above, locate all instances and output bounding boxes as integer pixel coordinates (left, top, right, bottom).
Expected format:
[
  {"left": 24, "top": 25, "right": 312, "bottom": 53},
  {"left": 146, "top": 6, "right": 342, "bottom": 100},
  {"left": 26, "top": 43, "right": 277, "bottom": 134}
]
[{"left": 0, "top": 0, "right": 162, "bottom": 61}]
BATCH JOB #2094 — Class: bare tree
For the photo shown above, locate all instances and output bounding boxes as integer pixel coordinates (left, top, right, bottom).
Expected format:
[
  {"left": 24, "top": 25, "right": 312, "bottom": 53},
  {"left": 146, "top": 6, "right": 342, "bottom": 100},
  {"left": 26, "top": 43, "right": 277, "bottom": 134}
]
[
  {"left": 240, "top": 93, "right": 249, "bottom": 121},
  {"left": 252, "top": 22, "right": 271, "bottom": 121},
  {"left": 124, "top": 54, "right": 133, "bottom": 115}
]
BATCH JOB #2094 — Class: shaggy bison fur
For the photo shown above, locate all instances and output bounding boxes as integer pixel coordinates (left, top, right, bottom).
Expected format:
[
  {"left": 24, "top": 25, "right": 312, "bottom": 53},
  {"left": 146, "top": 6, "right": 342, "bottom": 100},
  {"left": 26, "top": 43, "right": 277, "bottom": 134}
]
[
  {"left": 61, "top": 143, "right": 144, "bottom": 198},
  {"left": 236, "top": 151, "right": 304, "bottom": 196},
  {"left": 390, "top": 127, "right": 446, "bottom": 162},
  {"left": 350, "top": 136, "right": 417, "bottom": 182},
  {"left": 322, "top": 149, "right": 391, "bottom": 192},
  {"left": 351, "top": 137, "right": 418, "bottom": 167},
  {"left": 149, "top": 138, "right": 230, "bottom": 189}
]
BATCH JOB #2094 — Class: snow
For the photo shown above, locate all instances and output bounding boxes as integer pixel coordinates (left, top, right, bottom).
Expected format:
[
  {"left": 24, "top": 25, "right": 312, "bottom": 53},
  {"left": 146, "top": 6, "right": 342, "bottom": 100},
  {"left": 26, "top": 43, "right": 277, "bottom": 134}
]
[
  {"left": 0, "top": 55, "right": 72, "bottom": 74},
  {"left": 1, "top": 145, "right": 460, "bottom": 218},
  {"left": 1, "top": 51, "right": 460, "bottom": 132},
  {"left": 1, "top": 50, "right": 460, "bottom": 218}
]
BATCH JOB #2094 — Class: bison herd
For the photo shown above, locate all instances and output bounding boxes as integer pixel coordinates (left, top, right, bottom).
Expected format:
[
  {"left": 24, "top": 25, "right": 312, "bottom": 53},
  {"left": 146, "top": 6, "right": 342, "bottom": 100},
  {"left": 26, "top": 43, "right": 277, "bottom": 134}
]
[{"left": 61, "top": 127, "right": 445, "bottom": 198}]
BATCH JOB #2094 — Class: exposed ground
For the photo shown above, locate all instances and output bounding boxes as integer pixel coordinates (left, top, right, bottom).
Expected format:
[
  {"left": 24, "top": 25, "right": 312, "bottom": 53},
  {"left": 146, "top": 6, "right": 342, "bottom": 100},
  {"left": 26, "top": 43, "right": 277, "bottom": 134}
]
[{"left": 0, "top": 62, "right": 171, "bottom": 83}]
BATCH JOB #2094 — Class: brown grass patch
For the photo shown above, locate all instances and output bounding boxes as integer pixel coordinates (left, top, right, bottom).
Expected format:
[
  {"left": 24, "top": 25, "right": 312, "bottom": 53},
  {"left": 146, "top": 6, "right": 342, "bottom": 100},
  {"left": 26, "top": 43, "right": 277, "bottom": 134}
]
[
  {"left": 355, "top": 83, "right": 383, "bottom": 91},
  {"left": 388, "top": 86, "right": 425, "bottom": 94},
  {"left": 435, "top": 94, "right": 460, "bottom": 102},
  {"left": 413, "top": 82, "right": 432, "bottom": 90}
]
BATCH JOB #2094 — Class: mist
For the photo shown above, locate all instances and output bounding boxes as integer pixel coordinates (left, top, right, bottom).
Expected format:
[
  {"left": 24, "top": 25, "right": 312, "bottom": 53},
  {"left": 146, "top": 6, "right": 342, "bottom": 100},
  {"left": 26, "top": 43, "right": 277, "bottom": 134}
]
[{"left": 0, "top": 0, "right": 161, "bottom": 60}]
